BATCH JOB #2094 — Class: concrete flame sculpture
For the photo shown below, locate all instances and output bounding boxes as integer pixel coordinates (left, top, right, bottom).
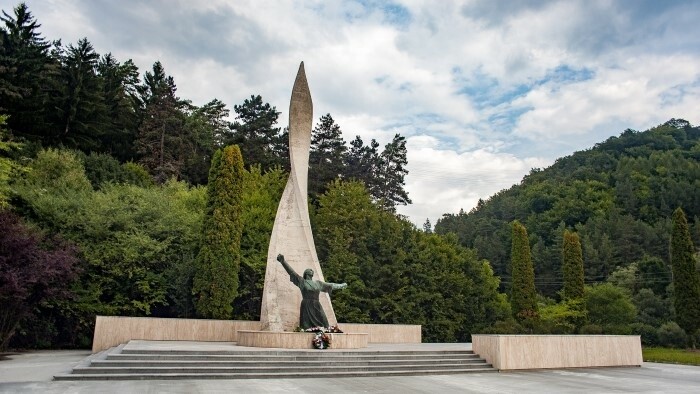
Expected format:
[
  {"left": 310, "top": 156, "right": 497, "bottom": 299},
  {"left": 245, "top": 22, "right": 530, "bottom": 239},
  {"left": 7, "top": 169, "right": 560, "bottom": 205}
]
[{"left": 259, "top": 62, "right": 337, "bottom": 332}]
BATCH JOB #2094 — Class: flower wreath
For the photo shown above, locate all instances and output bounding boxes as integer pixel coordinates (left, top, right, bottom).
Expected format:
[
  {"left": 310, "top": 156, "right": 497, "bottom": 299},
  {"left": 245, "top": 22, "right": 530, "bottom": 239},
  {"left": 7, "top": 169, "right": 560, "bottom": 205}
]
[{"left": 299, "top": 325, "right": 343, "bottom": 349}]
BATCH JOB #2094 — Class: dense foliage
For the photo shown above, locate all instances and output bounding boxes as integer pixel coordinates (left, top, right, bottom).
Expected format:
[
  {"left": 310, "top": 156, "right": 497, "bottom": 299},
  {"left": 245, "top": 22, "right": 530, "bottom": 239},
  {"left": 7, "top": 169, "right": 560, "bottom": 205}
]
[
  {"left": 314, "top": 181, "right": 508, "bottom": 341},
  {"left": 0, "top": 210, "right": 79, "bottom": 349},
  {"left": 436, "top": 120, "right": 699, "bottom": 344},
  {"left": 436, "top": 119, "right": 700, "bottom": 296}
]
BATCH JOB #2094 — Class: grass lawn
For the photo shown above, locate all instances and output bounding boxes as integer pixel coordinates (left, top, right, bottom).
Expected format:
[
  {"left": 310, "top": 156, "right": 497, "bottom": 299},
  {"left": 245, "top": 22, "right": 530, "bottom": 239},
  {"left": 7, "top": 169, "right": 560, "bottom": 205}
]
[{"left": 643, "top": 347, "right": 700, "bottom": 366}]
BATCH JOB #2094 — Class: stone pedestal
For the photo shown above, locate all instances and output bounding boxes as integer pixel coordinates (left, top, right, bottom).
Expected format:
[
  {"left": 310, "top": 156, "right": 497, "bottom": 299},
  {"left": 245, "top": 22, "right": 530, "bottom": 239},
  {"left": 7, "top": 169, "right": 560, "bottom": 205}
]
[{"left": 237, "top": 330, "right": 369, "bottom": 349}]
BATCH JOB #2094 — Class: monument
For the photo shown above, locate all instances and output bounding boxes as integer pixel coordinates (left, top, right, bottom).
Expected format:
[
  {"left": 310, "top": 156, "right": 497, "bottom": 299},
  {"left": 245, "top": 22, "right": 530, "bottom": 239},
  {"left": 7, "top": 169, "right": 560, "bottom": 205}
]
[{"left": 259, "top": 62, "right": 338, "bottom": 332}]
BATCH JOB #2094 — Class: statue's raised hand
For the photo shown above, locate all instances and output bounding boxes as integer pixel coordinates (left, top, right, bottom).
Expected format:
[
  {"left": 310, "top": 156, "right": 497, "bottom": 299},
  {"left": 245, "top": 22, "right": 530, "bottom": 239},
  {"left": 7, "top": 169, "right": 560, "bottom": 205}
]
[{"left": 276, "top": 254, "right": 285, "bottom": 263}]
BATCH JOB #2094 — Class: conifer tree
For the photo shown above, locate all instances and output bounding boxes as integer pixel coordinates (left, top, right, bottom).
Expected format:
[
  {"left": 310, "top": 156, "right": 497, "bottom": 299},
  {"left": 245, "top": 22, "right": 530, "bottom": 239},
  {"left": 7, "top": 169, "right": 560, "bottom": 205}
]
[
  {"left": 192, "top": 145, "right": 244, "bottom": 319},
  {"left": 0, "top": 3, "right": 56, "bottom": 139},
  {"left": 562, "top": 230, "right": 585, "bottom": 300},
  {"left": 510, "top": 220, "right": 538, "bottom": 321},
  {"left": 135, "top": 62, "right": 188, "bottom": 183},
  {"left": 670, "top": 207, "right": 700, "bottom": 343},
  {"left": 227, "top": 95, "right": 286, "bottom": 171},
  {"left": 309, "top": 113, "right": 347, "bottom": 197}
]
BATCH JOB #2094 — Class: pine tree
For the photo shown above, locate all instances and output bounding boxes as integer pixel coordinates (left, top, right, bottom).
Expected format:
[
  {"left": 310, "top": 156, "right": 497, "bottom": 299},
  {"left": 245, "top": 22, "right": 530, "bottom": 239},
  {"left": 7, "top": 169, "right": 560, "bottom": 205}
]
[
  {"left": 344, "top": 135, "right": 380, "bottom": 191},
  {"left": 309, "top": 113, "right": 347, "bottom": 197},
  {"left": 227, "top": 95, "right": 286, "bottom": 171},
  {"left": 135, "top": 62, "right": 188, "bottom": 183},
  {"left": 562, "top": 230, "right": 584, "bottom": 300},
  {"left": 423, "top": 218, "right": 432, "bottom": 233},
  {"left": 375, "top": 133, "right": 411, "bottom": 211},
  {"left": 670, "top": 207, "right": 700, "bottom": 343},
  {"left": 54, "top": 38, "right": 106, "bottom": 151},
  {"left": 510, "top": 220, "right": 538, "bottom": 321},
  {"left": 96, "top": 53, "right": 140, "bottom": 161},
  {"left": 192, "top": 145, "right": 244, "bottom": 319},
  {"left": 0, "top": 3, "right": 56, "bottom": 139}
]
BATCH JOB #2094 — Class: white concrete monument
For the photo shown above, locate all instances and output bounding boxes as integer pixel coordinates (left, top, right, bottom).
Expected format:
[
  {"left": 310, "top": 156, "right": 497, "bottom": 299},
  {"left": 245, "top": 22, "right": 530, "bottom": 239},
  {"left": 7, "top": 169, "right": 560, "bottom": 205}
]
[{"left": 259, "top": 62, "right": 337, "bottom": 332}]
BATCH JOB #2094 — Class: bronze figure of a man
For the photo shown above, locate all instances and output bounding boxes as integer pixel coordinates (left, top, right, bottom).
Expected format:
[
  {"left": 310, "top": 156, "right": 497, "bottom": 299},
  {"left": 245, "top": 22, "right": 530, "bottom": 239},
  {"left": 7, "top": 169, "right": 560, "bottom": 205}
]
[{"left": 276, "top": 254, "right": 347, "bottom": 329}]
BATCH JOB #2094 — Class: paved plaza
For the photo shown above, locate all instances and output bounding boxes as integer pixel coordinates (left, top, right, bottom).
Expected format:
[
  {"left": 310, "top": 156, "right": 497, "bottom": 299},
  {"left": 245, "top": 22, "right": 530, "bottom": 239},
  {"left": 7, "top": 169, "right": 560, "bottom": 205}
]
[{"left": 1, "top": 342, "right": 699, "bottom": 393}]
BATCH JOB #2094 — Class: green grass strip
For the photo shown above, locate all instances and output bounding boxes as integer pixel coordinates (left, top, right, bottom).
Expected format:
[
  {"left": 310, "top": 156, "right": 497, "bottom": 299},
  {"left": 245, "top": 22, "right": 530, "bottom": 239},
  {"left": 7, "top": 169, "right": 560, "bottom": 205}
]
[{"left": 643, "top": 347, "right": 700, "bottom": 366}]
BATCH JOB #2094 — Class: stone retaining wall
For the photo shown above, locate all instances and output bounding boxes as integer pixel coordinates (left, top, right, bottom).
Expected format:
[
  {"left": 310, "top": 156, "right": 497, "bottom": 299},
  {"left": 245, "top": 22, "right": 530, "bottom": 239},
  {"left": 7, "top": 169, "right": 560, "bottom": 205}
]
[{"left": 472, "top": 334, "right": 643, "bottom": 370}]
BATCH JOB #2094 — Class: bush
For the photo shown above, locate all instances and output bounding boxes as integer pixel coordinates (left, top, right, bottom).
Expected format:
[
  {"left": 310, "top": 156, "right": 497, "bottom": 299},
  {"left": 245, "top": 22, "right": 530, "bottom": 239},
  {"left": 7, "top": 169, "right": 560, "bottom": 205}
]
[
  {"left": 537, "top": 298, "right": 587, "bottom": 334},
  {"left": 585, "top": 283, "right": 637, "bottom": 326},
  {"left": 630, "top": 322, "right": 658, "bottom": 346},
  {"left": 483, "top": 319, "right": 523, "bottom": 334},
  {"left": 657, "top": 322, "right": 688, "bottom": 348},
  {"left": 579, "top": 324, "right": 603, "bottom": 334}
]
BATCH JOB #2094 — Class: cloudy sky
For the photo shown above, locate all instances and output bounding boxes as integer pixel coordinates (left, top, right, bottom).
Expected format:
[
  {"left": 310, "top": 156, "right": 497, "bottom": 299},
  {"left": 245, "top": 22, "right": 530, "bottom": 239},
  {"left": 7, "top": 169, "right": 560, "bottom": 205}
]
[{"left": 20, "top": 0, "right": 700, "bottom": 226}]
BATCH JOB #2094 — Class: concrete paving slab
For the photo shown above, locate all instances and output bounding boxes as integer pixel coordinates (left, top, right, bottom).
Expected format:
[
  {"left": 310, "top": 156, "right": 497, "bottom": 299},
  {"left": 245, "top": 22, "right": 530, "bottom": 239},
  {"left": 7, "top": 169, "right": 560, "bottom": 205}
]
[
  {"left": 1, "top": 342, "right": 699, "bottom": 393},
  {"left": 122, "top": 340, "right": 473, "bottom": 352}
]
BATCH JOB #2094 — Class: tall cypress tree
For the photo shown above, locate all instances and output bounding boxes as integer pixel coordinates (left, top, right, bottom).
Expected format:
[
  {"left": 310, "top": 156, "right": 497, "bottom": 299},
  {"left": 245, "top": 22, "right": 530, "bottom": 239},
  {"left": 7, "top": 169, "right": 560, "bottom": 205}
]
[
  {"left": 562, "top": 230, "right": 585, "bottom": 300},
  {"left": 192, "top": 145, "right": 244, "bottom": 319},
  {"left": 670, "top": 207, "right": 700, "bottom": 343},
  {"left": 510, "top": 220, "right": 538, "bottom": 321}
]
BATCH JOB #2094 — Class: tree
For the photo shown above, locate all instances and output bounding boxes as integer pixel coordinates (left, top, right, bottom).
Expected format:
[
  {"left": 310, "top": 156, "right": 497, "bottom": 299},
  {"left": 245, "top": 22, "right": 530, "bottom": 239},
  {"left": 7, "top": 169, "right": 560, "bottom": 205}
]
[
  {"left": 375, "top": 134, "right": 411, "bottom": 211},
  {"left": 562, "top": 230, "right": 584, "bottom": 300},
  {"left": 423, "top": 218, "right": 432, "bottom": 233},
  {"left": 95, "top": 53, "right": 140, "bottom": 161},
  {"left": 227, "top": 95, "right": 286, "bottom": 171},
  {"left": 670, "top": 207, "right": 700, "bottom": 342},
  {"left": 192, "top": 145, "right": 244, "bottom": 319},
  {"left": 233, "top": 165, "right": 286, "bottom": 320},
  {"left": 309, "top": 113, "right": 347, "bottom": 197},
  {"left": 0, "top": 210, "right": 79, "bottom": 350},
  {"left": 585, "top": 283, "right": 636, "bottom": 333},
  {"left": 53, "top": 38, "right": 106, "bottom": 151},
  {"left": 0, "top": 3, "right": 56, "bottom": 139},
  {"left": 135, "top": 62, "right": 188, "bottom": 183},
  {"left": 344, "top": 135, "right": 380, "bottom": 192},
  {"left": 181, "top": 99, "right": 232, "bottom": 185},
  {"left": 343, "top": 134, "right": 412, "bottom": 211},
  {"left": 510, "top": 220, "right": 538, "bottom": 322},
  {"left": 0, "top": 114, "right": 24, "bottom": 207}
]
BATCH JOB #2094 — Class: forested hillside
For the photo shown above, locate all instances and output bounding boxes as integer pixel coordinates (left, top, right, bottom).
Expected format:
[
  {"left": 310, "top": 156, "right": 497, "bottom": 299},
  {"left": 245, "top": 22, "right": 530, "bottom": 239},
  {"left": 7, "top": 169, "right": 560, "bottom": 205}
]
[{"left": 436, "top": 119, "right": 700, "bottom": 297}]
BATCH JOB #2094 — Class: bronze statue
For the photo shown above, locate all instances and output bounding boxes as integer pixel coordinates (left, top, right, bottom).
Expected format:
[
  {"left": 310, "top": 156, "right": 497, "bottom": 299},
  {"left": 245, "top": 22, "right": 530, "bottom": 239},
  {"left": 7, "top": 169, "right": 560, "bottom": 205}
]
[{"left": 276, "top": 254, "right": 347, "bottom": 329}]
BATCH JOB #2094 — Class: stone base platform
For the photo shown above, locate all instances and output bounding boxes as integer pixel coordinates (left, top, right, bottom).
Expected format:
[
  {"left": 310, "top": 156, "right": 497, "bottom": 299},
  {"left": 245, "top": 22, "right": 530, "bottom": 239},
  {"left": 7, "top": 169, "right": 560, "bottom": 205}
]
[
  {"left": 237, "top": 330, "right": 369, "bottom": 349},
  {"left": 91, "top": 316, "right": 421, "bottom": 352}
]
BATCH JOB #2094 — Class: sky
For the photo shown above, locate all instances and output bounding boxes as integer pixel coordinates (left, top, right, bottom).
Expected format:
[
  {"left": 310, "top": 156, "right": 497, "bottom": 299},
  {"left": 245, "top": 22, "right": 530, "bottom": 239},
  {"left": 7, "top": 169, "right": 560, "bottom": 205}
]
[{"left": 18, "top": 0, "right": 700, "bottom": 227}]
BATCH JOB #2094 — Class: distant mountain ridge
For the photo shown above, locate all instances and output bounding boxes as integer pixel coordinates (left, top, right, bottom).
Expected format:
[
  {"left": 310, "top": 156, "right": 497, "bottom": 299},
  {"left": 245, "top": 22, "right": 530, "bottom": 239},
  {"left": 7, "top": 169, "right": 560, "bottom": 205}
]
[{"left": 435, "top": 119, "right": 700, "bottom": 297}]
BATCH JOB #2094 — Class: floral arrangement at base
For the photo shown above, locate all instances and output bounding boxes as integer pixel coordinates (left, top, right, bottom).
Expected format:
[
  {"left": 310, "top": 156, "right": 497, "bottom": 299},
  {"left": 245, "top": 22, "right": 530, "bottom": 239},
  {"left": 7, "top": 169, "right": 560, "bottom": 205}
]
[{"left": 295, "top": 325, "right": 344, "bottom": 349}]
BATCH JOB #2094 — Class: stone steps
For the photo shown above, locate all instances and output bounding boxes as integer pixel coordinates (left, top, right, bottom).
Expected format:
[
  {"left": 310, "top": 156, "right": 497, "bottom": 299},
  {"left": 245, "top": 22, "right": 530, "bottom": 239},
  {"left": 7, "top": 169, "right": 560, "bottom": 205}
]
[{"left": 54, "top": 341, "right": 497, "bottom": 380}]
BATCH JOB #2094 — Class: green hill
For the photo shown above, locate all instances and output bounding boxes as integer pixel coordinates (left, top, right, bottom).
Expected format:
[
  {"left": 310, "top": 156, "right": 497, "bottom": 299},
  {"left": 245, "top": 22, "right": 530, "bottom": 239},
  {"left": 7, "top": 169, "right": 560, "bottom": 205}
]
[{"left": 435, "top": 119, "right": 700, "bottom": 297}]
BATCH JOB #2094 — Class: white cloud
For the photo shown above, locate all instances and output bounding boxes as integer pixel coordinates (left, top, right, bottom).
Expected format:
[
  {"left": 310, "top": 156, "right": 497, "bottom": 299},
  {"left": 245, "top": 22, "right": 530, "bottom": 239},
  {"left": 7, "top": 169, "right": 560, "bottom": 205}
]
[
  {"left": 18, "top": 0, "right": 700, "bottom": 226},
  {"left": 398, "top": 135, "right": 551, "bottom": 226}
]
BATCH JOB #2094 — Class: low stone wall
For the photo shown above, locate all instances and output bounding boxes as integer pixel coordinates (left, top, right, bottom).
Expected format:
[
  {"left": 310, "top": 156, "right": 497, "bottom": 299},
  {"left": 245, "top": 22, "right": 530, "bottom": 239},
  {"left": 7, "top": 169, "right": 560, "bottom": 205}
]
[
  {"left": 92, "top": 316, "right": 261, "bottom": 352},
  {"left": 238, "top": 330, "right": 368, "bottom": 349},
  {"left": 472, "top": 334, "right": 643, "bottom": 370},
  {"left": 339, "top": 323, "right": 421, "bottom": 343},
  {"left": 92, "top": 316, "right": 422, "bottom": 352}
]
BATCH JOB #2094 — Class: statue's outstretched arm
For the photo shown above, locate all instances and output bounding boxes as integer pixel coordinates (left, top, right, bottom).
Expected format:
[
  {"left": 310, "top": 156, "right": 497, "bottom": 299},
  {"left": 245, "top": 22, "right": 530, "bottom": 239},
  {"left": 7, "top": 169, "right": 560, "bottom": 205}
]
[
  {"left": 331, "top": 283, "right": 348, "bottom": 290},
  {"left": 277, "top": 254, "right": 301, "bottom": 285}
]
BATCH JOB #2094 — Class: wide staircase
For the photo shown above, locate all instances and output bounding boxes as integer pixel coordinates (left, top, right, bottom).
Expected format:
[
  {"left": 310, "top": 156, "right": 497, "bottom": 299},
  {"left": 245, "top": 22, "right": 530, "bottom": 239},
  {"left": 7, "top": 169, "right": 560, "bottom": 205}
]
[{"left": 55, "top": 341, "right": 497, "bottom": 380}]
